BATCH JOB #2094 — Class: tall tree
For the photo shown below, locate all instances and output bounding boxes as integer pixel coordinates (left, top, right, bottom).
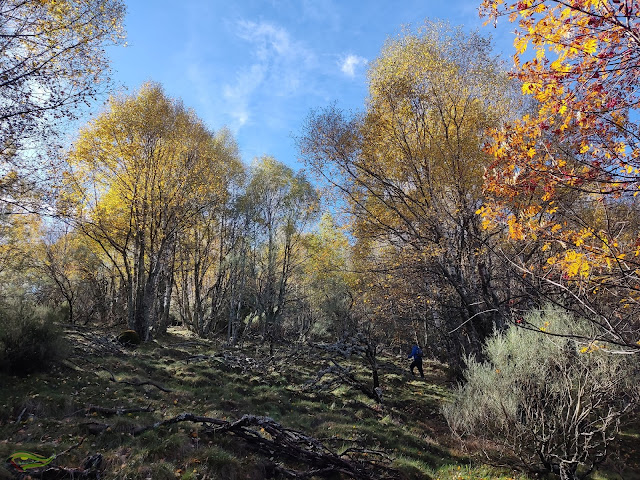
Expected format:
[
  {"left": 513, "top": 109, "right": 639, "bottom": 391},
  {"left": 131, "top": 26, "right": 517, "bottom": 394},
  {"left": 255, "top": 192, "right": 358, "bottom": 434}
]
[
  {"left": 0, "top": 207, "right": 42, "bottom": 300},
  {"left": 300, "top": 22, "right": 522, "bottom": 367},
  {"left": 299, "top": 212, "right": 355, "bottom": 340},
  {"left": 0, "top": 1, "right": 125, "bottom": 309},
  {"left": 243, "top": 156, "right": 319, "bottom": 348},
  {"left": 173, "top": 128, "right": 244, "bottom": 338},
  {"left": 480, "top": 0, "right": 640, "bottom": 350},
  {"left": 65, "top": 83, "right": 239, "bottom": 340}
]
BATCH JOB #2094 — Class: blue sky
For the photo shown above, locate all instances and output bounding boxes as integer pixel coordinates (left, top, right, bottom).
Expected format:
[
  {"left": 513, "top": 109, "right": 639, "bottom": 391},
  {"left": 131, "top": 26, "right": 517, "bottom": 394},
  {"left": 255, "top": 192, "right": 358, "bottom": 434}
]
[{"left": 107, "top": 0, "right": 516, "bottom": 169}]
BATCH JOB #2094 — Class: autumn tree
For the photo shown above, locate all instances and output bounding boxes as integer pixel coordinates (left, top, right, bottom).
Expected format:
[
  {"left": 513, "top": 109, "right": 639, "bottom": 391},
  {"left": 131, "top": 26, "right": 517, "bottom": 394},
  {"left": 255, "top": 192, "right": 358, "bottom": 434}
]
[
  {"left": 298, "top": 212, "right": 355, "bottom": 340},
  {"left": 479, "top": 0, "right": 640, "bottom": 350},
  {"left": 65, "top": 83, "right": 240, "bottom": 341},
  {"left": 0, "top": 1, "right": 125, "bottom": 322},
  {"left": 0, "top": 208, "right": 42, "bottom": 301},
  {"left": 172, "top": 128, "right": 245, "bottom": 338},
  {"left": 32, "top": 225, "right": 114, "bottom": 325},
  {"left": 0, "top": 192, "right": 102, "bottom": 325},
  {"left": 242, "top": 156, "right": 319, "bottom": 349},
  {"left": 300, "top": 23, "right": 522, "bottom": 367},
  {"left": 0, "top": 0, "right": 125, "bottom": 198},
  {"left": 37, "top": 227, "right": 80, "bottom": 323}
]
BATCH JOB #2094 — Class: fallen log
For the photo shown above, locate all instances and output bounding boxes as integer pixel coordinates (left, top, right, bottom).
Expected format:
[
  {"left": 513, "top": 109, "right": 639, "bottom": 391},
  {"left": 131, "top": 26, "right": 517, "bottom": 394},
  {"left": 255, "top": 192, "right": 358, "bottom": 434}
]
[{"left": 129, "top": 412, "right": 398, "bottom": 479}]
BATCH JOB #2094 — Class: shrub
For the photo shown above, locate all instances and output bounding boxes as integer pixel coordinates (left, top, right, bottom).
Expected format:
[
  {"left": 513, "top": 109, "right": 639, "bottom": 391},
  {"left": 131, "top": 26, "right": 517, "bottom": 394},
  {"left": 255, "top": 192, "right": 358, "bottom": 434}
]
[
  {"left": 443, "top": 305, "right": 640, "bottom": 480},
  {"left": 0, "top": 301, "right": 65, "bottom": 375}
]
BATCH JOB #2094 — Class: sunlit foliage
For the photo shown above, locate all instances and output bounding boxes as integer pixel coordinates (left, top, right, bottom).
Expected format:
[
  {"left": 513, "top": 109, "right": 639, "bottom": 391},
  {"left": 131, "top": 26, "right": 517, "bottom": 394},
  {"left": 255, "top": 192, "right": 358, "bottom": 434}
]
[
  {"left": 479, "top": 0, "right": 640, "bottom": 349},
  {"left": 65, "top": 83, "right": 241, "bottom": 340}
]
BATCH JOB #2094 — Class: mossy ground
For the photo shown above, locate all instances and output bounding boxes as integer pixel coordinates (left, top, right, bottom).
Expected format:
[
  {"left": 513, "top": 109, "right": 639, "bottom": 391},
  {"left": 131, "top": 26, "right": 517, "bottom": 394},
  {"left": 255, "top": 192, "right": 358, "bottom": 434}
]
[{"left": 0, "top": 326, "right": 636, "bottom": 479}]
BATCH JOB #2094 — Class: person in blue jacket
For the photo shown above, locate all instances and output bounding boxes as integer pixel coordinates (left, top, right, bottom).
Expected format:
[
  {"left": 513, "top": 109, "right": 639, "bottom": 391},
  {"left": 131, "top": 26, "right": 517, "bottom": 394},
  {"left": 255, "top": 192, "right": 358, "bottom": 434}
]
[{"left": 408, "top": 344, "right": 424, "bottom": 378}]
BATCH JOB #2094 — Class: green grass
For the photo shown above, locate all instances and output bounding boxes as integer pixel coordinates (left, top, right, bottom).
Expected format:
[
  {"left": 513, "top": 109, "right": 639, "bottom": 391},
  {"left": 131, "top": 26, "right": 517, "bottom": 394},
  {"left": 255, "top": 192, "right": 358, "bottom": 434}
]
[
  {"left": 0, "top": 326, "right": 636, "bottom": 479},
  {"left": 428, "top": 464, "right": 529, "bottom": 480}
]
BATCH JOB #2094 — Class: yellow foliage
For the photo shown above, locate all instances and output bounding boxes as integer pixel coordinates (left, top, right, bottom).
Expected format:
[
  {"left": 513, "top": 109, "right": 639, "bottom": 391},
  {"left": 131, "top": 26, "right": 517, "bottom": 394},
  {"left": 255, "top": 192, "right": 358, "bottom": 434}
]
[
  {"left": 583, "top": 38, "right": 598, "bottom": 55},
  {"left": 508, "top": 215, "right": 525, "bottom": 240},
  {"left": 514, "top": 36, "right": 528, "bottom": 54},
  {"left": 65, "top": 82, "right": 243, "bottom": 278},
  {"left": 564, "top": 250, "right": 590, "bottom": 279}
]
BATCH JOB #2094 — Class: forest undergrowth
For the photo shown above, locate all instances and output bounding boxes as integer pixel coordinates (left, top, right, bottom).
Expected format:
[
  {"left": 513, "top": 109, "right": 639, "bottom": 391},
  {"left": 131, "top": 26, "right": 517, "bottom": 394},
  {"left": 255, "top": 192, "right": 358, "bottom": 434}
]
[{"left": 0, "top": 326, "right": 636, "bottom": 480}]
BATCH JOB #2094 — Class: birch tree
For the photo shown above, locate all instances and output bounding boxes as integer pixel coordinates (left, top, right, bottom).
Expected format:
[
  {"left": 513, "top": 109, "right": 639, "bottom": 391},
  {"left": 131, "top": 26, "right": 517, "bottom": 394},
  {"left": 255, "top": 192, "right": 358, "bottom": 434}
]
[{"left": 66, "top": 83, "right": 239, "bottom": 340}]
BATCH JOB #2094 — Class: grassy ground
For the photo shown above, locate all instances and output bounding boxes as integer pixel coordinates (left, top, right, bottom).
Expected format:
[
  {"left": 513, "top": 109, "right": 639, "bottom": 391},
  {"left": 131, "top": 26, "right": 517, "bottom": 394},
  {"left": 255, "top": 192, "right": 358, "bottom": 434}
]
[{"left": 0, "top": 326, "right": 636, "bottom": 479}]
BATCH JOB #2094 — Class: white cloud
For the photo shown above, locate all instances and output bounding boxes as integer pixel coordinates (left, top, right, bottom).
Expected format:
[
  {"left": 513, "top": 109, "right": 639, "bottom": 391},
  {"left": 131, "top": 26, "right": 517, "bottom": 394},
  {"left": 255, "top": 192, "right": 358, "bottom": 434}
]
[
  {"left": 222, "top": 63, "right": 266, "bottom": 128},
  {"left": 340, "top": 54, "right": 367, "bottom": 77},
  {"left": 235, "top": 20, "right": 316, "bottom": 76},
  {"left": 218, "top": 20, "right": 316, "bottom": 129},
  {"left": 182, "top": 17, "right": 322, "bottom": 135},
  {"left": 237, "top": 20, "right": 293, "bottom": 60}
]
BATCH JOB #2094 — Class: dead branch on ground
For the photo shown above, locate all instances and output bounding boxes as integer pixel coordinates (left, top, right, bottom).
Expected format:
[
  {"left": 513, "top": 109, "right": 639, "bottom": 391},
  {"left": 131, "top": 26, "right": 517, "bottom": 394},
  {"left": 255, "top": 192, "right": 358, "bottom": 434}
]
[
  {"left": 64, "top": 328, "right": 125, "bottom": 357},
  {"left": 185, "top": 352, "right": 267, "bottom": 374},
  {"left": 305, "top": 359, "right": 384, "bottom": 405},
  {"left": 85, "top": 404, "right": 154, "bottom": 416},
  {"left": 101, "top": 368, "right": 173, "bottom": 392},
  {"left": 92, "top": 412, "right": 398, "bottom": 479},
  {"left": 308, "top": 333, "right": 384, "bottom": 405}
]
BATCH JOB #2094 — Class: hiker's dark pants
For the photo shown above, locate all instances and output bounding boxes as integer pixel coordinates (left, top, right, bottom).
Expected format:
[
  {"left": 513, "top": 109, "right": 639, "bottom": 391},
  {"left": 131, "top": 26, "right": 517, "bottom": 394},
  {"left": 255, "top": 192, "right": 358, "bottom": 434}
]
[{"left": 410, "top": 358, "right": 424, "bottom": 377}]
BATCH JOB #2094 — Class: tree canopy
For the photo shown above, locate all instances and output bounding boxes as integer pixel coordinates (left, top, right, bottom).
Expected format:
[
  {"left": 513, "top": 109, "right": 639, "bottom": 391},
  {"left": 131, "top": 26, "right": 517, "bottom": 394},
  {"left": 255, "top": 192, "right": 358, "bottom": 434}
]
[
  {"left": 299, "top": 22, "right": 524, "bottom": 367},
  {"left": 64, "top": 83, "right": 242, "bottom": 339},
  {"left": 0, "top": 0, "right": 125, "bottom": 190}
]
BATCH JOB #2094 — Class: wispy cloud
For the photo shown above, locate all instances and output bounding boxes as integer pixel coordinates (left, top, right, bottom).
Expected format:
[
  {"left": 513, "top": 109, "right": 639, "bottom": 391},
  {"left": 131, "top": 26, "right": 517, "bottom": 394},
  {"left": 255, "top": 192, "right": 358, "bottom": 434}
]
[
  {"left": 340, "top": 54, "right": 367, "bottom": 77},
  {"left": 222, "top": 63, "right": 266, "bottom": 128},
  {"left": 218, "top": 20, "right": 316, "bottom": 129},
  {"left": 236, "top": 20, "right": 297, "bottom": 61}
]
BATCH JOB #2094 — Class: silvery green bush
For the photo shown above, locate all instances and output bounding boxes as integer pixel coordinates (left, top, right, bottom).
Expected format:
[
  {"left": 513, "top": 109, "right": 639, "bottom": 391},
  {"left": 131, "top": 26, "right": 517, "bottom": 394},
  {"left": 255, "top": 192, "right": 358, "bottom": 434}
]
[{"left": 443, "top": 305, "right": 639, "bottom": 480}]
